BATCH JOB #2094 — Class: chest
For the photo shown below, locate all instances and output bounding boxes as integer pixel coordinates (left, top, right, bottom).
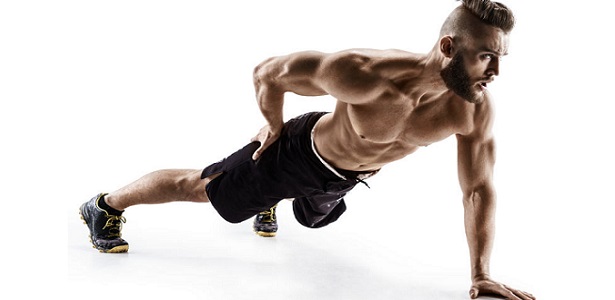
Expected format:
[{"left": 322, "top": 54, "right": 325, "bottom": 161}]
[{"left": 346, "top": 96, "right": 473, "bottom": 145}]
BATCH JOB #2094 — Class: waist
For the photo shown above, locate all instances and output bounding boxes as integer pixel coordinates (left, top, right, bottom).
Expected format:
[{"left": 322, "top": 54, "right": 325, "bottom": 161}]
[{"left": 310, "top": 125, "right": 378, "bottom": 181}]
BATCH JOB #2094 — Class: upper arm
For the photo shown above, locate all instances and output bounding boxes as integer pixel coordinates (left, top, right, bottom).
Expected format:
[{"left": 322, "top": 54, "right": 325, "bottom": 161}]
[
  {"left": 456, "top": 98, "right": 496, "bottom": 195},
  {"left": 253, "top": 49, "right": 407, "bottom": 104},
  {"left": 253, "top": 51, "right": 329, "bottom": 97},
  {"left": 316, "top": 50, "right": 406, "bottom": 104}
]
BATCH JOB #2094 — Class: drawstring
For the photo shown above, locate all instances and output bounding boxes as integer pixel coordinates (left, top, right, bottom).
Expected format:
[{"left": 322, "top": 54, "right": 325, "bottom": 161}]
[{"left": 355, "top": 177, "right": 370, "bottom": 189}]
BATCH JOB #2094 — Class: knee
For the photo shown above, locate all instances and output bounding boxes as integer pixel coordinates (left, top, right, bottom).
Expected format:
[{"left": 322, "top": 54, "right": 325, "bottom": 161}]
[{"left": 175, "top": 170, "right": 209, "bottom": 203}]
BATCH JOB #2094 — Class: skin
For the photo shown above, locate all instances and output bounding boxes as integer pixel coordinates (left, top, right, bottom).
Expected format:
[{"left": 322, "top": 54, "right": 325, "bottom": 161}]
[{"left": 102, "top": 6, "right": 534, "bottom": 300}]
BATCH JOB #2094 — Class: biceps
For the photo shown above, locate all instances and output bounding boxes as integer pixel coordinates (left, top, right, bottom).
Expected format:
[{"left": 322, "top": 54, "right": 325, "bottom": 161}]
[{"left": 457, "top": 136, "right": 496, "bottom": 193}]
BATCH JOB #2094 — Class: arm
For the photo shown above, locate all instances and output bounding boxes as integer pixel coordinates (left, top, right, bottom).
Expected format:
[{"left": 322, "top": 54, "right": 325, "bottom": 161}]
[
  {"left": 456, "top": 131, "right": 497, "bottom": 283},
  {"left": 251, "top": 48, "right": 413, "bottom": 129},
  {"left": 456, "top": 101, "right": 535, "bottom": 300},
  {"left": 250, "top": 48, "right": 415, "bottom": 159},
  {"left": 250, "top": 51, "right": 328, "bottom": 159}
]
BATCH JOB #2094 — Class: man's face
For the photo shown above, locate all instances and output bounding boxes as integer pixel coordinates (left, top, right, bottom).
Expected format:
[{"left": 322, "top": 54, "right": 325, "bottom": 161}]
[{"left": 441, "top": 27, "right": 510, "bottom": 104}]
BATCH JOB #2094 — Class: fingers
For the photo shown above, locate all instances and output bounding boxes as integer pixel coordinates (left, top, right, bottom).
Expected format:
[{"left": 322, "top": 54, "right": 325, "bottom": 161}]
[
  {"left": 470, "top": 286, "right": 520, "bottom": 300},
  {"left": 471, "top": 282, "right": 535, "bottom": 300},
  {"left": 505, "top": 289, "right": 534, "bottom": 300},
  {"left": 251, "top": 126, "right": 282, "bottom": 160},
  {"left": 252, "top": 146, "right": 263, "bottom": 160},
  {"left": 506, "top": 286, "right": 535, "bottom": 300},
  {"left": 250, "top": 130, "right": 267, "bottom": 160},
  {"left": 250, "top": 135, "right": 261, "bottom": 160},
  {"left": 469, "top": 287, "right": 479, "bottom": 299},
  {"left": 252, "top": 138, "right": 272, "bottom": 160}
]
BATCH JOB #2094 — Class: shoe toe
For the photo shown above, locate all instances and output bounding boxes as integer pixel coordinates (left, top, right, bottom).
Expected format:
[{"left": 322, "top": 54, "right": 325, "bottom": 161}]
[{"left": 93, "top": 237, "right": 129, "bottom": 251}]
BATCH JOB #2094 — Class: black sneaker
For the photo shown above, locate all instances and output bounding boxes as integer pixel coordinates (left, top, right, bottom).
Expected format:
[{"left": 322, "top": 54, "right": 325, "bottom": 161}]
[
  {"left": 79, "top": 193, "right": 129, "bottom": 253},
  {"left": 253, "top": 204, "right": 278, "bottom": 237}
]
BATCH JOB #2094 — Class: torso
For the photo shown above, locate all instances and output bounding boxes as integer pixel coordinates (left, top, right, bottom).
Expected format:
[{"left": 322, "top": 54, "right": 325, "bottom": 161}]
[{"left": 311, "top": 50, "right": 480, "bottom": 171}]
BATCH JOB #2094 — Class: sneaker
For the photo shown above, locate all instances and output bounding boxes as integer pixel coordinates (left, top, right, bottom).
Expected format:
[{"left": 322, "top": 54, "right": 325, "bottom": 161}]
[
  {"left": 253, "top": 204, "right": 278, "bottom": 237},
  {"left": 79, "top": 193, "right": 129, "bottom": 253}
]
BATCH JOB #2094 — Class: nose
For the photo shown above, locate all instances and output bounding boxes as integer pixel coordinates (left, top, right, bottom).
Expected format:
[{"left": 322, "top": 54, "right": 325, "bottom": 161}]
[{"left": 487, "top": 58, "right": 500, "bottom": 77}]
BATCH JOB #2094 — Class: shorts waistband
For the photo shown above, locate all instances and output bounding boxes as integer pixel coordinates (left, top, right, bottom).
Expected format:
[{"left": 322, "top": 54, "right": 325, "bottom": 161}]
[
  {"left": 310, "top": 124, "right": 378, "bottom": 181},
  {"left": 311, "top": 127, "right": 347, "bottom": 180}
]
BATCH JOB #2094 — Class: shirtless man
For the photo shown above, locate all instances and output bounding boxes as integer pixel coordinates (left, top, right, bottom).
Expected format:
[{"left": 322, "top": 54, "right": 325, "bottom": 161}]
[{"left": 79, "top": 0, "right": 534, "bottom": 299}]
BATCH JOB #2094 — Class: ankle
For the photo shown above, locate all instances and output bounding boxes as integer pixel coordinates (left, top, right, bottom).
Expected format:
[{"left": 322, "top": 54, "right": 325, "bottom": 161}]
[{"left": 98, "top": 195, "right": 125, "bottom": 215}]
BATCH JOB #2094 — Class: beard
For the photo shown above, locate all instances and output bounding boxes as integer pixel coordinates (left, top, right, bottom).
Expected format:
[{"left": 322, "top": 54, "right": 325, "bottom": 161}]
[{"left": 440, "top": 52, "right": 484, "bottom": 104}]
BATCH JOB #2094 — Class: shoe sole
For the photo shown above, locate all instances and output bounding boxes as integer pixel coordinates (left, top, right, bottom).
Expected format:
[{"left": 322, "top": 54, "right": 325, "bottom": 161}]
[
  {"left": 79, "top": 210, "right": 129, "bottom": 253},
  {"left": 254, "top": 229, "right": 277, "bottom": 237}
]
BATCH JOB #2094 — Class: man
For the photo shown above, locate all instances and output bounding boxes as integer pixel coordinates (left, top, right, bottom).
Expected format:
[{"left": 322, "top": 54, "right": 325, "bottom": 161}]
[{"left": 79, "top": 0, "right": 534, "bottom": 299}]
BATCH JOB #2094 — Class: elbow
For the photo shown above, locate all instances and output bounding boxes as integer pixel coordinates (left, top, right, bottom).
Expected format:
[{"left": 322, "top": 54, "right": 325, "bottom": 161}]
[
  {"left": 252, "top": 66, "right": 270, "bottom": 98},
  {"left": 253, "top": 57, "right": 278, "bottom": 87},
  {"left": 253, "top": 64, "right": 265, "bottom": 91},
  {"left": 462, "top": 183, "right": 496, "bottom": 205}
]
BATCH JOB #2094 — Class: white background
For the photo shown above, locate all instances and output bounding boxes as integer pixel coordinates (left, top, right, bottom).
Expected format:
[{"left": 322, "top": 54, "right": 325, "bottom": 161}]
[{"left": 1, "top": 1, "right": 613, "bottom": 299}]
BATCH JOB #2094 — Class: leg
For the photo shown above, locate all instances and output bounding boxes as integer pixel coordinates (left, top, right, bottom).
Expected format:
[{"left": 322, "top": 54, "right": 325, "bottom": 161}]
[
  {"left": 79, "top": 169, "right": 216, "bottom": 253},
  {"left": 104, "top": 169, "right": 213, "bottom": 211}
]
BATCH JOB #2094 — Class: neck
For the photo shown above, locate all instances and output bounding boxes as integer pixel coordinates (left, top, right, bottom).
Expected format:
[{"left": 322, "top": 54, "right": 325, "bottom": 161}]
[{"left": 405, "top": 50, "right": 449, "bottom": 96}]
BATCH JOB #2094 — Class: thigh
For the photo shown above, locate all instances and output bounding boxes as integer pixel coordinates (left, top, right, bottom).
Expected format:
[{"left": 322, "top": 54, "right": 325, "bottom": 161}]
[{"left": 202, "top": 143, "right": 280, "bottom": 223}]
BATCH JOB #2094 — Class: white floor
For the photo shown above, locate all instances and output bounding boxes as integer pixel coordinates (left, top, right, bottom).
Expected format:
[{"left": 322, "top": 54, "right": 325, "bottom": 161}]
[
  {"left": 60, "top": 190, "right": 548, "bottom": 300},
  {"left": 61, "top": 182, "right": 615, "bottom": 300},
  {"left": 66, "top": 202, "right": 493, "bottom": 300}
]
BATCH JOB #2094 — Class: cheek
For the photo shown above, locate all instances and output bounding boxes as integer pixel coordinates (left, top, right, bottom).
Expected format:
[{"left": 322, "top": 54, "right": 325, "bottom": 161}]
[{"left": 465, "top": 60, "right": 488, "bottom": 77}]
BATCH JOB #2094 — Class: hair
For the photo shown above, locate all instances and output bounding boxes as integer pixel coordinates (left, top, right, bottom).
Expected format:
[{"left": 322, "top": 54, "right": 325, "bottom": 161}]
[{"left": 457, "top": 0, "right": 515, "bottom": 32}]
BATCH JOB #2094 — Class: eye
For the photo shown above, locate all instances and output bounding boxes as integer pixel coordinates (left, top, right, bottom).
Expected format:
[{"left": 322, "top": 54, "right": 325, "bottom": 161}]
[{"left": 481, "top": 54, "right": 494, "bottom": 60}]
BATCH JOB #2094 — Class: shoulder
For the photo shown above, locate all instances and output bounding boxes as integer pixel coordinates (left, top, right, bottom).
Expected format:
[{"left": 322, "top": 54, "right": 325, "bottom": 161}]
[
  {"left": 255, "top": 48, "right": 422, "bottom": 79},
  {"left": 319, "top": 49, "right": 379, "bottom": 72},
  {"left": 321, "top": 48, "right": 423, "bottom": 72},
  {"left": 317, "top": 48, "right": 425, "bottom": 87},
  {"left": 455, "top": 92, "right": 496, "bottom": 140}
]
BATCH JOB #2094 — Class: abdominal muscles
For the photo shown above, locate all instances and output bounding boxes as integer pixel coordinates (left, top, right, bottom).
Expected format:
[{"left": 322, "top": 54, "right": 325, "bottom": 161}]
[{"left": 314, "top": 111, "right": 420, "bottom": 171}]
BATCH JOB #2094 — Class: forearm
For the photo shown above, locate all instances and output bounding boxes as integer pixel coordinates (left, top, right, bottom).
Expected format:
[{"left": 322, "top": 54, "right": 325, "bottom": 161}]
[
  {"left": 253, "top": 57, "right": 285, "bottom": 129},
  {"left": 463, "top": 184, "right": 497, "bottom": 281},
  {"left": 255, "top": 83, "right": 285, "bottom": 129}
]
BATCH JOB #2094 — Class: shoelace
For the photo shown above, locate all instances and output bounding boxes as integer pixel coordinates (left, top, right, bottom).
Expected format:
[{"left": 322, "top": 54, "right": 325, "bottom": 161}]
[
  {"left": 102, "top": 215, "right": 127, "bottom": 237},
  {"left": 258, "top": 205, "right": 277, "bottom": 223}
]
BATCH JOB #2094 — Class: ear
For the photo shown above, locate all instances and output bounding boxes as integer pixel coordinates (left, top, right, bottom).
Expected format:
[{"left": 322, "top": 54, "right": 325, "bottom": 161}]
[{"left": 439, "top": 36, "right": 455, "bottom": 58}]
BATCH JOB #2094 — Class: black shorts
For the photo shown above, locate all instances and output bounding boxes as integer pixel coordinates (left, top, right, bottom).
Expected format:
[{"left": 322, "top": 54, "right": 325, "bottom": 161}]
[{"left": 201, "top": 112, "right": 372, "bottom": 228}]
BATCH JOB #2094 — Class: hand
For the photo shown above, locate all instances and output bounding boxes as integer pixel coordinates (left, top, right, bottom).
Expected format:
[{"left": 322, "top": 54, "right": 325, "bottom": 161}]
[
  {"left": 470, "top": 277, "right": 535, "bottom": 300},
  {"left": 250, "top": 124, "right": 282, "bottom": 160}
]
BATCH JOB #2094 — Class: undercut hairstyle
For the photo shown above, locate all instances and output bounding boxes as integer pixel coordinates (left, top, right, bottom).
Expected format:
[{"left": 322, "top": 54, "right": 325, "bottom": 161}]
[{"left": 457, "top": 0, "right": 515, "bottom": 32}]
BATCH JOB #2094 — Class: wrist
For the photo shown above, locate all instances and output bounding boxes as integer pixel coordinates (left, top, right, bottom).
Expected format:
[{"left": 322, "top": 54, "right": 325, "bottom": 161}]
[
  {"left": 472, "top": 273, "right": 491, "bottom": 282},
  {"left": 267, "top": 122, "right": 284, "bottom": 135},
  {"left": 260, "top": 112, "right": 283, "bottom": 132},
  {"left": 270, "top": 120, "right": 284, "bottom": 129}
]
